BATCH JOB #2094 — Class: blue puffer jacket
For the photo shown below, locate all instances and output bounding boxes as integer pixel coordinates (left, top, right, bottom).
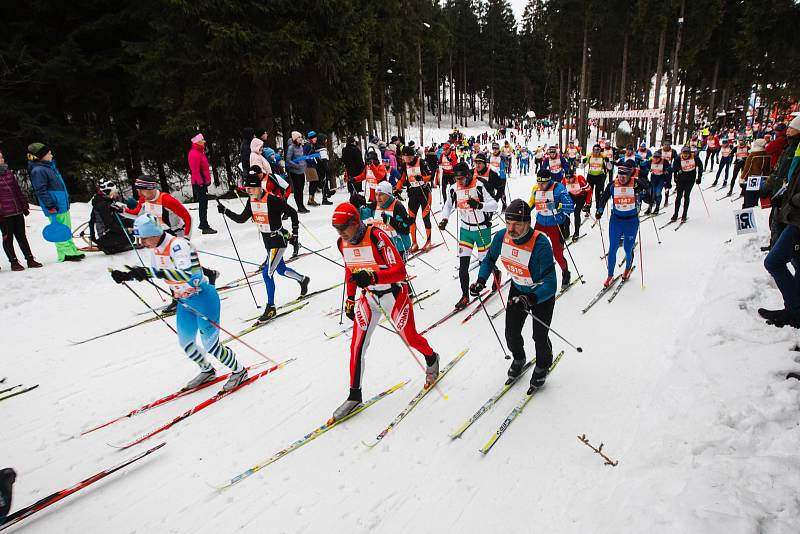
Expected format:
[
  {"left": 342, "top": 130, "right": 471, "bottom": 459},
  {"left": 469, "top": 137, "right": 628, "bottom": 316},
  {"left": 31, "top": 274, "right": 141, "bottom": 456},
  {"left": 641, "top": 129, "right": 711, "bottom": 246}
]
[{"left": 28, "top": 160, "right": 69, "bottom": 214}]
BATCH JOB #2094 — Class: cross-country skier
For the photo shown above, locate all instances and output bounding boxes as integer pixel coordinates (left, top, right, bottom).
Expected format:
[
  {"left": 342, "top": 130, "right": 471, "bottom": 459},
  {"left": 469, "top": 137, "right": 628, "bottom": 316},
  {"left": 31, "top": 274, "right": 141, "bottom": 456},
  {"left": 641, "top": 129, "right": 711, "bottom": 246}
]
[
  {"left": 469, "top": 199, "right": 557, "bottom": 392},
  {"left": 643, "top": 150, "right": 672, "bottom": 215},
  {"left": 394, "top": 146, "right": 433, "bottom": 252},
  {"left": 439, "top": 162, "right": 500, "bottom": 310},
  {"left": 562, "top": 168, "right": 593, "bottom": 240},
  {"left": 541, "top": 146, "right": 569, "bottom": 182},
  {"left": 360, "top": 181, "right": 412, "bottom": 261},
  {"left": 712, "top": 138, "right": 734, "bottom": 187},
  {"left": 528, "top": 167, "right": 574, "bottom": 289},
  {"left": 594, "top": 161, "right": 642, "bottom": 287},
  {"left": 583, "top": 144, "right": 609, "bottom": 209},
  {"left": 352, "top": 149, "right": 389, "bottom": 204},
  {"left": 110, "top": 214, "right": 247, "bottom": 391},
  {"left": 489, "top": 143, "right": 509, "bottom": 209},
  {"left": 659, "top": 140, "right": 680, "bottom": 205},
  {"left": 438, "top": 143, "right": 458, "bottom": 203},
  {"left": 330, "top": 203, "right": 439, "bottom": 421},
  {"left": 217, "top": 166, "right": 310, "bottom": 322},
  {"left": 671, "top": 146, "right": 703, "bottom": 222}
]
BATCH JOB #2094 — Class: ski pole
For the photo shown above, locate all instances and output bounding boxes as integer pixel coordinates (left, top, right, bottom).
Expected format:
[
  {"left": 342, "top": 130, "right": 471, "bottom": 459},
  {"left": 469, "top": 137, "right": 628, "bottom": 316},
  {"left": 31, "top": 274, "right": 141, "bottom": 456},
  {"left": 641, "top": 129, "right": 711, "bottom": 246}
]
[
  {"left": 651, "top": 213, "right": 662, "bottom": 244},
  {"left": 477, "top": 290, "right": 510, "bottom": 359},
  {"left": 555, "top": 218, "right": 585, "bottom": 284},
  {"left": 196, "top": 249, "right": 261, "bottom": 267},
  {"left": 216, "top": 200, "right": 260, "bottom": 308},
  {"left": 299, "top": 244, "right": 344, "bottom": 268},
  {"left": 367, "top": 291, "right": 447, "bottom": 399},
  {"left": 637, "top": 224, "right": 645, "bottom": 288},
  {"left": 408, "top": 249, "right": 440, "bottom": 271},
  {"left": 524, "top": 308, "right": 583, "bottom": 353},
  {"left": 697, "top": 181, "right": 711, "bottom": 217},
  {"left": 116, "top": 276, "right": 176, "bottom": 334},
  {"left": 145, "top": 280, "right": 276, "bottom": 365},
  {"left": 338, "top": 280, "right": 346, "bottom": 325},
  {"left": 428, "top": 205, "right": 451, "bottom": 251},
  {"left": 114, "top": 212, "right": 165, "bottom": 302},
  {"left": 597, "top": 216, "right": 607, "bottom": 265},
  {"left": 299, "top": 219, "right": 325, "bottom": 248}
]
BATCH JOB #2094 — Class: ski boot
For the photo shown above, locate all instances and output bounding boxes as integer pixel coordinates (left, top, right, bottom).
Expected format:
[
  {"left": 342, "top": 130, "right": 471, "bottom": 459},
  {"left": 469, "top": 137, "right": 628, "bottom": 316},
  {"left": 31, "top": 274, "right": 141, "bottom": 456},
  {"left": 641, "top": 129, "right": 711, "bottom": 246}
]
[
  {"left": 454, "top": 295, "right": 469, "bottom": 310},
  {"left": 183, "top": 369, "right": 216, "bottom": 391},
  {"left": 505, "top": 357, "right": 526, "bottom": 385},
  {"left": 603, "top": 276, "right": 614, "bottom": 288},
  {"left": 330, "top": 389, "right": 363, "bottom": 423},
  {"left": 201, "top": 227, "right": 218, "bottom": 235},
  {"left": 653, "top": 207, "right": 659, "bottom": 215},
  {"left": 221, "top": 367, "right": 248, "bottom": 393},
  {"left": 527, "top": 365, "right": 550, "bottom": 394},
  {"left": 758, "top": 307, "right": 785, "bottom": 321},
  {"left": 424, "top": 353, "right": 440, "bottom": 388},
  {"left": 721, "top": 181, "right": 727, "bottom": 188},
  {"left": 257, "top": 305, "right": 277, "bottom": 323},
  {"left": 765, "top": 309, "right": 800, "bottom": 328},
  {"left": 669, "top": 214, "right": 678, "bottom": 222},
  {"left": 681, "top": 215, "right": 687, "bottom": 223},
  {"left": 422, "top": 240, "right": 433, "bottom": 251},
  {"left": 26, "top": 257, "right": 43, "bottom": 268},
  {"left": 561, "top": 269, "right": 571, "bottom": 289},
  {"left": 164, "top": 300, "right": 178, "bottom": 314},
  {"left": 622, "top": 268, "right": 633, "bottom": 281},
  {"left": 644, "top": 207, "right": 652, "bottom": 215},
  {"left": 299, "top": 275, "right": 311, "bottom": 297},
  {"left": 711, "top": 180, "right": 718, "bottom": 187},
  {"left": 0, "top": 467, "right": 16, "bottom": 519}
]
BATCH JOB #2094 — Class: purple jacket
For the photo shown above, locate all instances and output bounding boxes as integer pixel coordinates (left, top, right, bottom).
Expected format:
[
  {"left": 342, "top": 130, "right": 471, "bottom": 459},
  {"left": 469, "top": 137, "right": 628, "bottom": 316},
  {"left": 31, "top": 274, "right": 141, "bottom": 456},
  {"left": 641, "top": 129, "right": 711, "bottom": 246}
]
[{"left": 0, "top": 166, "right": 29, "bottom": 217}]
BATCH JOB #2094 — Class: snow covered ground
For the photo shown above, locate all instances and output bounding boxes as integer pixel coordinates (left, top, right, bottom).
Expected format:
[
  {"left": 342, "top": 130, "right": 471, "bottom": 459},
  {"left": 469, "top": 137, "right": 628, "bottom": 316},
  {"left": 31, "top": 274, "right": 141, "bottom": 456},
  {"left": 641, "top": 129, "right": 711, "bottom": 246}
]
[{"left": 2, "top": 124, "right": 799, "bottom": 533}]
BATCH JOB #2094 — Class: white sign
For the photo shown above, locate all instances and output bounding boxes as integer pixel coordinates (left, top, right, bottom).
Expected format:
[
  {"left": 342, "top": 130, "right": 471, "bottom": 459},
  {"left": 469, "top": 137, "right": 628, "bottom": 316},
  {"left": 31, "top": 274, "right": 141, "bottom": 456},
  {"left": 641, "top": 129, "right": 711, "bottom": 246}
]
[
  {"left": 746, "top": 175, "right": 762, "bottom": 192},
  {"left": 588, "top": 108, "right": 664, "bottom": 119},
  {"left": 733, "top": 208, "right": 758, "bottom": 235}
]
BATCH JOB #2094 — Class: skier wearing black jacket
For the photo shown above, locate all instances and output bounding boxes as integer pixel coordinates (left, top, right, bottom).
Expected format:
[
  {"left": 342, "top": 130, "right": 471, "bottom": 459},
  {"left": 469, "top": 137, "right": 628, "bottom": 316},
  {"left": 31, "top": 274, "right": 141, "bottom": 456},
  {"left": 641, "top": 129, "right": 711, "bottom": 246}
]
[
  {"left": 671, "top": 146, "right": 704, "bottom": 222},
  {"left": 89, "top": 180, "right": 134, "bottom": 254},
  {"left": 217, "top": 166, "right": 309, "bottom": 322}
]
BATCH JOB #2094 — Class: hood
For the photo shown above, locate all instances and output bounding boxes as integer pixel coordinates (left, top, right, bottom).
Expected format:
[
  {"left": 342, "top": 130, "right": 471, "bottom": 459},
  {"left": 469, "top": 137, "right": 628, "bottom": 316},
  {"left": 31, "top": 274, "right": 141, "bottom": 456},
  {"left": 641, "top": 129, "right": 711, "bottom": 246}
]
[{"left": 251, "top": 138, "right": 264, "bottom": 154}]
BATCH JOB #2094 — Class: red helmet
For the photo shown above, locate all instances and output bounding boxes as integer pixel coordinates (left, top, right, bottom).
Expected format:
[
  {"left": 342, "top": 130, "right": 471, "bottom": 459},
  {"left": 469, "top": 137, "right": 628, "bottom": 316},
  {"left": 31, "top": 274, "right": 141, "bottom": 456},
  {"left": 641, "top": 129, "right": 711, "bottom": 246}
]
[{"left": 332, "top": 202, "right": 360, "bottom": 228}]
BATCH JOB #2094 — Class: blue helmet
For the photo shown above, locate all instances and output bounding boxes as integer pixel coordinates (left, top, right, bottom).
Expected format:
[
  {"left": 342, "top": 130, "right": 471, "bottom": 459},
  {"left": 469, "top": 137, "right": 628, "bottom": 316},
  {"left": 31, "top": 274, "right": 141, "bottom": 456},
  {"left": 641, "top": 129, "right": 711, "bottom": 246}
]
[{"left": 133, "top": 214, "right": 163, "bottom": 238}]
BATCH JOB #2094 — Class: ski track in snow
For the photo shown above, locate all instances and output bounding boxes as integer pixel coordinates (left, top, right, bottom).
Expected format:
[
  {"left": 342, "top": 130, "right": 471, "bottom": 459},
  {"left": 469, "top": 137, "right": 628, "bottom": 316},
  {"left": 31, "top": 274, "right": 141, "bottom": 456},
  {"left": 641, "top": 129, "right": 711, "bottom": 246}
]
[{"left": 2, "top": 123, "right": 799, "bottom": 533}]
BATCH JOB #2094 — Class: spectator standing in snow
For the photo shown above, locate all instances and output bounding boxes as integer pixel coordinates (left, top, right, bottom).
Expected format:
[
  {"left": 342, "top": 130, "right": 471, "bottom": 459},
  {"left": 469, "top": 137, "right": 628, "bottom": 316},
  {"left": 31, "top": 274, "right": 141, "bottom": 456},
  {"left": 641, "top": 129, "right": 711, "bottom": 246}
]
[
  {"left": 341, "top": 136, "right": 364, "bottom": 195},
  {"left": 285, "top": 131, "right": 309, "bottom": 213},
  {"left": 27, "top": 142, "right": 85, "bottom": 262},
  {"left": 88, "top": 179, "right": 134, "bottom": 255},
  {"left": 738, "top": 138, "right": 771, "bottom": 209},
  {"left": 0, "top": 150, "right": 41, "bottom": 270},
  {"left": 187, "top": 133, "right": 217, "bottom": 234}
]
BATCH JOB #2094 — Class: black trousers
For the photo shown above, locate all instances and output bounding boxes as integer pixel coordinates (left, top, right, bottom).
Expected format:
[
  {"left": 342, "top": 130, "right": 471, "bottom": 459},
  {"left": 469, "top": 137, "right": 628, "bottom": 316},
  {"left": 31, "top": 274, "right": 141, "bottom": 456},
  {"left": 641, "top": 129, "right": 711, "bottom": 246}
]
[
  {"left": 1, "top": 214, "right": 33, "bottom": 262},
  {"left": 673, "top": 176, "right": 695, "bottom": 218},
  {"left": 586, "top": 174, "right": 606, "bottom": 209},
  {"left": 571, "top": 194, "right": 587, "bottom": 236},
  {"left": 505, "top": 285, "right": 555, "bottom": 369},
  {"left": 191, "top": 184, "right": 210, "bottom": 228},
  {"left": 289, "top": 173, "right": 307, "bottom": 211}
]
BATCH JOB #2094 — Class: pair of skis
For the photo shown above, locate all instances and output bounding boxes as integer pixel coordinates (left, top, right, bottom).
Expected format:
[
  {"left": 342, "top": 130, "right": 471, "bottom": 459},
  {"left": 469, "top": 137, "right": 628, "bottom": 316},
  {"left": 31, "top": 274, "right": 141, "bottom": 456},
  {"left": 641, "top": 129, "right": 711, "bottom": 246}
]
[
  {"left": 0, "top": 383, "right": 38, "bottom": 403},
  {"left": 215, "top": 348, "right": 468, "bottom": 491},
  {"left": 581, "top": 266, "right": 637, "bottom": 314},
  {"left": 107, "top": 360, "right": 293, "bottom": 450}
]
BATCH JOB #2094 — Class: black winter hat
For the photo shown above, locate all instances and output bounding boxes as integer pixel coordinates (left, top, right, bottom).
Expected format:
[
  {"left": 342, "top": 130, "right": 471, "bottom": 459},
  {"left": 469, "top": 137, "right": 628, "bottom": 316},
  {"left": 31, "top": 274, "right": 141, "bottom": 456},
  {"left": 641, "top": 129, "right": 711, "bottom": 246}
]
[
  {"left": 244, "top": 166, "right": 263, "bottom": 187},
  {"left": 453, "top": 162, "right": 470, "bottom": 177},
  {"left": 401, "top": 146, "right": 416, "bottom": 157},
  {"left": 504, "top": 199, "right": 531, "bottom": 222},
  {"left": 474, "top": 152, "right": 488, "bottom": 164}
]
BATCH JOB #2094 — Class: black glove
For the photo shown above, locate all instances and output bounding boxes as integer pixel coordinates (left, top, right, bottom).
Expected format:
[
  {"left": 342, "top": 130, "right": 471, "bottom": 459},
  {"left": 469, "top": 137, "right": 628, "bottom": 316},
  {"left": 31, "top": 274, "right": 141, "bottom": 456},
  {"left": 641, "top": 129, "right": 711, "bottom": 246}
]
[
  {"left": 469, "top": 279, "right": 485, "bottom": 297},
  {"left": 511, "top": 293, "right": 537, "bottom": 311},
  {"left": 126, "top": 265, "right": 149, "bottom": 281},
  {"left": 467, "top": 197, "right": 482, "bottom": 209},
  {"left": 110, "top": 269, "right": 133, "bottom": 284},
  {"left": 594, "top": 211, "right": 602, "bottom": 220},
  {"left": 381, "top": 212, "right": 392, "bottom": 224},
  {"left": 695, "top": 177, "right": 701, "bottom": 185},
  {"left": 344, "top": 297, "right": 355, "bottom": 321},
  {"left": 438, "top": 218, "right": 448, "bottom": 231},
  {"left": 582, "top": 205, "right": 590, "bottom": 214},
  {"left": 216, "top": 203, "right": 227, "bottom": 214},
  {"left": 351, "top": 269, "right": 377, "bottom": 288},
  {"left": 289, "top": 233, "right": 299, "bottom": 247}
]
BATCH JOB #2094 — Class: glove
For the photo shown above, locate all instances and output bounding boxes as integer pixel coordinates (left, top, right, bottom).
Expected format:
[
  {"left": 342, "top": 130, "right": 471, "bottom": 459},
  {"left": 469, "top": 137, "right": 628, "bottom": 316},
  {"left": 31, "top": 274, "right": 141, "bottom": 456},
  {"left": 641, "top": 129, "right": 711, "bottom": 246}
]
[
  {"left": 110, "top": 269, "right": 133, "bottom": 284},
  {"left": 216, "top": 203, "right": 227, "bottom": 214},
  {"left": 438, "top": 218, "right": 448, "bottom": 231},
  {"left": 511, "top": 293, "right": 537, "bottom": 311},
  {"left": 110, "top": 202, "right": 125, "bottom": 213},
  {"left": 351, "top": 269, "right": 377, "bottom": 288},
  {"left": 695, "top": 177, "right": 701, "bottom": 185},
  {"left": 47, "top": 207, "right": 57, "bottom": 214},
  {"left": 582, "top": 205, "right": 590, "bottom": 214},
  {"left": 127, "top": 266, "right": 149, "bottom": 281},
  {"left": 546, "top": 202, "right": 556, "bottom": 211},
  {"left": 469, "top": 279, "right": 485, "bottom": 297},
  {"left": 595, "top": 211, "right": 602, "bottom": 220},
  {"left": 467, "top": 197, "right": 482, "bottom": 209},
  {"left": 289, "top": 233, "right": 299, "bottom": 247},
  {"left": 344, "top": 297, "right": 355, "bottom": 321}
]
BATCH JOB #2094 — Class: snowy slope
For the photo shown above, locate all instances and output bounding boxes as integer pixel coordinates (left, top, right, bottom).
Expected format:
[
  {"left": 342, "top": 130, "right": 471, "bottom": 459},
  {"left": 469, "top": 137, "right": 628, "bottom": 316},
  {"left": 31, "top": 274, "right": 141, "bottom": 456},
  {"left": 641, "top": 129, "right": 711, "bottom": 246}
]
[{"left": 2, "top": 125, "right": 799, "bottom": 534}]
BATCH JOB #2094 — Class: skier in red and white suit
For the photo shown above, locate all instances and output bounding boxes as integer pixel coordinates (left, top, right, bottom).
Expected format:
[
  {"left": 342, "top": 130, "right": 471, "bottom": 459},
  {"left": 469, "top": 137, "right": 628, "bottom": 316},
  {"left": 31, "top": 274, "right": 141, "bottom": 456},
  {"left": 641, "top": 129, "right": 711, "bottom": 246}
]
[{"left": 330, "top": 202, "right": 439, "bottom": 421}]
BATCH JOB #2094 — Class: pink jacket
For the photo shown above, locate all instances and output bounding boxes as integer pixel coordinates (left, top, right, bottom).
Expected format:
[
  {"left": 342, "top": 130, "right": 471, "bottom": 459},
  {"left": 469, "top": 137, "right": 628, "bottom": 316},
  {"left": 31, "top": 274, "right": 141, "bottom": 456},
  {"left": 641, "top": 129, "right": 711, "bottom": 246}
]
[{"left": 188, "top": 143, "right": 211, "bottom": 186}]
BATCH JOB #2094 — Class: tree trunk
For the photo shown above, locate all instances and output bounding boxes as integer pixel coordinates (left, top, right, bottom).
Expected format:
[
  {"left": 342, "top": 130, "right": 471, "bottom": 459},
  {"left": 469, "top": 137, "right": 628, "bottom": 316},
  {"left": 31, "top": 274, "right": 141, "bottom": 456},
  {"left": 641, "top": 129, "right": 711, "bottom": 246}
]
[
  {"left": 663, "top": 0, "right": 685, "bottom": 136},
  {"left": 367, "top": 84, "right": 375, "bottom": 138},
  {"left": 578, "top": 19, "right": 589, "bottom": 149},
  {"left": 709, "top": 59, "right": 720, "bottom": 122},
  {"left": 417, "top": 39, "right": 424, "bottom": 146},
  {"left": 650, "top": 24, "right": 667, "bottom": 146},
  {"left": 436, "top": 62, "right": 441, "bottom": 129},
  {"left": 380, "top": 82, "right": 387, "bottom": 141},
  {"left": 619, "top": 31, "right": 629, "bottom": 109},
  {"left": 449, "top": 51, "right": 454, "bottom": 129}
]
